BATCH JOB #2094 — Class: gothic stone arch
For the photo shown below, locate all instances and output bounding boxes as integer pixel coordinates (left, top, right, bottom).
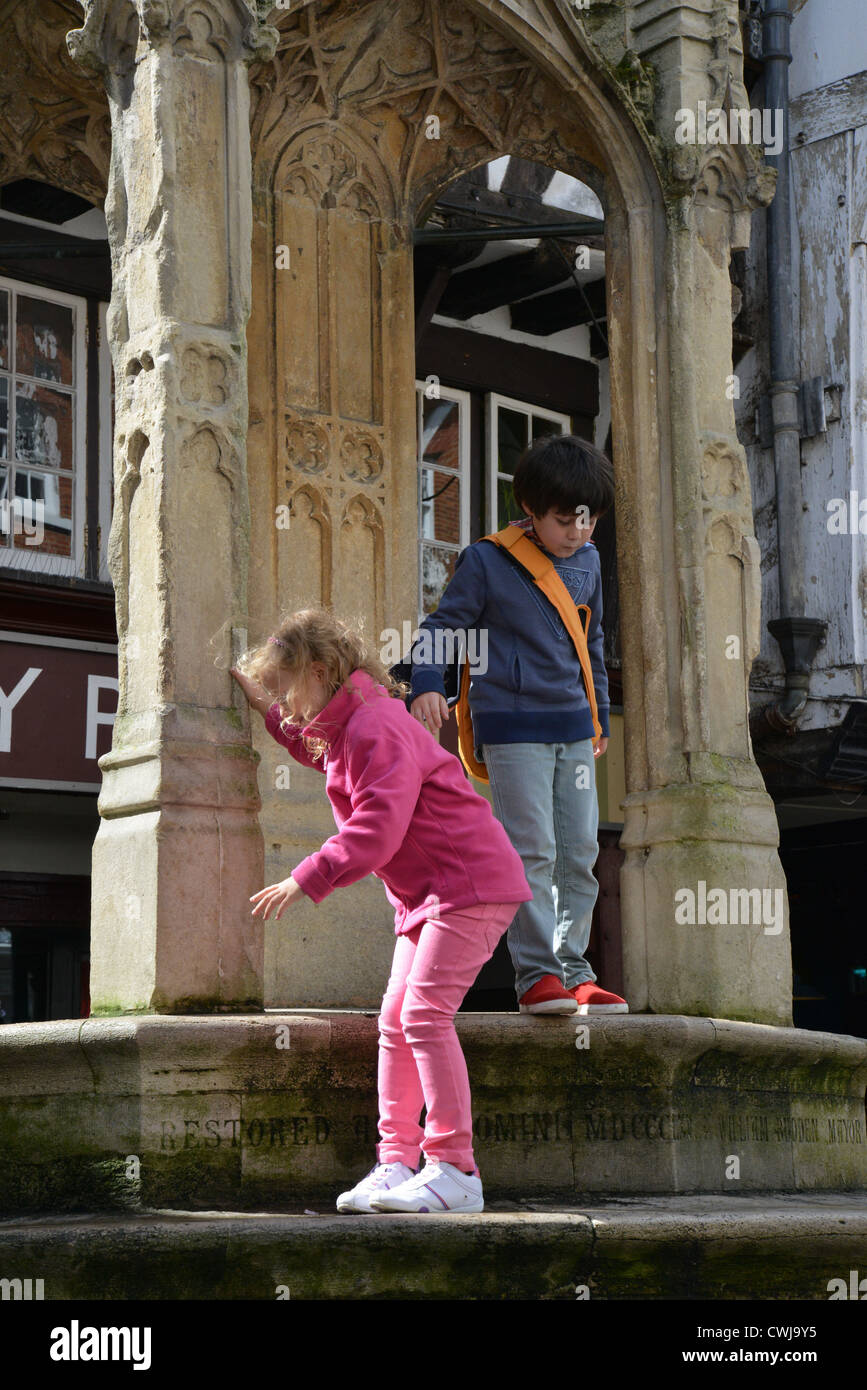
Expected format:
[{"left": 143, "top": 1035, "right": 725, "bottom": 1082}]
[{"left": 246, "top": 0, "right": 790, "bottom": 1021}]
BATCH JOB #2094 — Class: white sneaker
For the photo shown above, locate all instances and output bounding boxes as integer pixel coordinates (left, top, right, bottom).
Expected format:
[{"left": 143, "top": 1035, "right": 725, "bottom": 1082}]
[
  {"left": 369, "top": 1160, "right": 484, "bottom": 1214},
  {"left": 336, "top": 1162, "right": 415, "bottom": 1214}
]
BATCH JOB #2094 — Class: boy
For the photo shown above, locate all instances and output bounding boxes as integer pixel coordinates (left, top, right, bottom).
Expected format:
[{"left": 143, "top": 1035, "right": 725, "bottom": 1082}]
[{"left": 409, "top": 434, "right": 628, "bottom": 1016}]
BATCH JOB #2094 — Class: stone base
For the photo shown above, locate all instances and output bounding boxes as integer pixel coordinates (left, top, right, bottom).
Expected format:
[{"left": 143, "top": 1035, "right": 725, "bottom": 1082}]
[
  {"left": 1, "top": 1196, "right": 865, "bottom": 1299},
  {"left": 1, "top": 1014, "right": 865, "bottom": 1215}
]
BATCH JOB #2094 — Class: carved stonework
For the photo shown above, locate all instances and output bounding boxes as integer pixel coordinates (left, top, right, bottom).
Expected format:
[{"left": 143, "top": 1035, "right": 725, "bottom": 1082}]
[
  {"left": 67, "top": 0, "right": 278, "bottom": 74},
  {"left": 706, "top": 514, "right": 742, "bottom": 557},
  {"left": 341, "top": 493, "right": 383, "bottom": 533},
  {"left": 283, "top": 413, "right": 387, "bottom": 496},
  {"left": 0, "top": 0, "right": 110, "bottom": 200},
  {"left": 695, "top": 144, "right": 777, "bottom": 215},
  {"left": 339, "top": 426, "right": 384, "bottom": 484},
  {"left": 252, "top": 1, "right": 612, "bottom": 224},
  {"left": 285, "top": 413, "right": 330, "bottom": 475},
  {"left": 58, "top": 0, "right": 273, "bottom": 1013},
  {"left": 180, "top": 422, "right": 238, "bottom": 485},
  {"left": 701, "top": 437, "right": 753, "bottom": 532},
  {"left": 179, "top": 345, "right": 232, "bottom": 406},
  {"left": 612, "top": 48, "right": 657, "bottom": 133},
  {"left": 708, "top": 1, "right": 751, "bottom": 113},
  {"left": 291, "top": 484, "right": 331, "bottom": 535},
  {"left": 280, "top": 132, "right": 382, "bottom": 218}
]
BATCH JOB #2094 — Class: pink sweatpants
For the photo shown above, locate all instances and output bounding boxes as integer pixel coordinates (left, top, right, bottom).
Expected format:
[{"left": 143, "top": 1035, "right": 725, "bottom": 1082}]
[{"left": 376, "top": 900, "right": 518, "bottom": 1172}]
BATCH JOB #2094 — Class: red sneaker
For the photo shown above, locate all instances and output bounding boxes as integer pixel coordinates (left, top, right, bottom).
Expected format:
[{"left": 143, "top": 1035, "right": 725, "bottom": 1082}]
[
  {"left": 569, "top": 982, "right": 629, "bottom": 1014},
  {"left": 518, "top": 975, "right": 578, "bottom": 1015}
]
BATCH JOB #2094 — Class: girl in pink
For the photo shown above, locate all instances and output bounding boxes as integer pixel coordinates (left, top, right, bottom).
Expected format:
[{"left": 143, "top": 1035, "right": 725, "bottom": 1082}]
[{"left": 231, "top": 607, "right": 531, "bottom": 1214}]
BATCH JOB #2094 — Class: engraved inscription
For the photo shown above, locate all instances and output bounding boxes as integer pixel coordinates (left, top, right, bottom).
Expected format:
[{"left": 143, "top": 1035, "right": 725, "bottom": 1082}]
[
  {"left": 153, "top": 1109, "right": 865, "bottom": 1152},
  {"left": 583, "top": 1113, "right": 695, "bottom": 1142},
  {"left": 159, "top": 1115, "right": 331, "bottom": 1150},
  {"left": 473, "top": 1112, "right": 573, "bottom": 1143}
]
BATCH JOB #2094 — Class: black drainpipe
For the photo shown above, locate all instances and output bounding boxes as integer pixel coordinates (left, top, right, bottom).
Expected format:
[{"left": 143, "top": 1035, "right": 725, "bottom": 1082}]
[{"left": 752, "top": 0, "right": 826, "bottom": 738}]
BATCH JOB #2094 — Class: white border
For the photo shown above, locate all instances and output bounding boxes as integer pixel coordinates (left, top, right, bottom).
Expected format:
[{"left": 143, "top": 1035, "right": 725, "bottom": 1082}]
[
  {"left": 98, "top": 298, "right": 113, "bottom": 582},
  {"left": 0, "top": 778, "right": 101, "bottom": 793},
  {"left": 0, "top": 207, "right": 107, "bottom": 239},
  {"left": 0, "top": 629, "right": 117, "bottom": 654}
]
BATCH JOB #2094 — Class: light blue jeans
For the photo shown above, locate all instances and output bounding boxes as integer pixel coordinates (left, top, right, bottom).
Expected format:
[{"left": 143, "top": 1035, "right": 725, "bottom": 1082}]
[{"left": 481, "top": 739, "right": 600, "bottom": 998}]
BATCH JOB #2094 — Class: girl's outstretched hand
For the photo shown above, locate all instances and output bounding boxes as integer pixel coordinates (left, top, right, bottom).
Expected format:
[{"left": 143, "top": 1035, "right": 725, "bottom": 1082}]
[
  {"left": 231, "top": 666, "right": 273, "bottom": 717},
  {"left": 250, "top": 875, "right": 305, "bottom": 920}
]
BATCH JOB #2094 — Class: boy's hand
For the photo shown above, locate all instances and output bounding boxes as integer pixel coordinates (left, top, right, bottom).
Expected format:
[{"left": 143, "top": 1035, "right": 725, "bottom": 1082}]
[
  {"left": 250, "top": 875, "right": 305, "bottom": 920},
  {"left": 594, "top": 737, "right": 608, "bottom": 759},
  {"left": 230, "top": 666, "right": 273, "bottom": 718},
  {"left": 410, "top": 692, "right": 449, "bottom": 731}
]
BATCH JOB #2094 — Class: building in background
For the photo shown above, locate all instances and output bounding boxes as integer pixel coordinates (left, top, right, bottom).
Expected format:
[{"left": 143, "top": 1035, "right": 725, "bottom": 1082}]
[
  {"left": 734, "top": 0, "right": 867, "bottom": 1036},
  {"left": 0, "top": 180, "right": 114, "bottom": 1022}
]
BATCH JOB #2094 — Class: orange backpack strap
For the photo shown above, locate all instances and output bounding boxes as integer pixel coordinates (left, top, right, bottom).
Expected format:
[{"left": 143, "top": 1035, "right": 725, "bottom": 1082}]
[
  {"left": 500, "top": 531, "right": 602, "bottom": 746},
  {"left": 456, "top": 655, "right": 489, "bottom": 783},
  {"left": 454, "top": 528, "right": 602, "bottom": 777}
]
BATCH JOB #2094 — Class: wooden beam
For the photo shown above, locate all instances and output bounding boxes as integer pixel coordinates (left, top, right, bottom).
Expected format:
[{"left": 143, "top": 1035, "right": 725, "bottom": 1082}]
[
  {"left": 498, "top": 157, "right": 553, "bottom": 201},
  {"left": 417, "top": 322, "right": 598, "bottom": 418},
  {"left": 510, "top": 278, "right": 607, "bottom": 336},
  {"left": 415, "top": 263, "right": 451, "bottom": 352},
  {"left": 433, "top": 180, "right": 602, "bottom": 232},
  {"left": 438, "top": 242, "right": 569, "bottom": 319}
]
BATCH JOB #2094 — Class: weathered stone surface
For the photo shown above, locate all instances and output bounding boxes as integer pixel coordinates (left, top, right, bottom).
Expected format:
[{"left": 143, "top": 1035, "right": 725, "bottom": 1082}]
[
  {"left": 0, "top": 1195, "right": 864, "bottom": 1300},
  {"left": 64, "top": 0, "right": 279, "bottom": 1013},
  {"left": 1, "top": 1015, "right": 864, "bottom": 1214}
]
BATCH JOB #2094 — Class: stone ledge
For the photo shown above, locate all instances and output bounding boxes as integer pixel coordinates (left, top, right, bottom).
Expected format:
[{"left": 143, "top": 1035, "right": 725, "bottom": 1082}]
[
  {"left": 1, "top": 1014, "right": 865, "bottom": 1213},
  {"left": 0, "top": 1194, "right": 865, "bottom": 1300}
]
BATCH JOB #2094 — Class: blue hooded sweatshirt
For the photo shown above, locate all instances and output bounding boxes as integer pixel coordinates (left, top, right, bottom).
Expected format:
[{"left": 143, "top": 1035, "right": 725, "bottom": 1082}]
[{"left": 409, "top": 517, "right": 610, "bottom": 752}]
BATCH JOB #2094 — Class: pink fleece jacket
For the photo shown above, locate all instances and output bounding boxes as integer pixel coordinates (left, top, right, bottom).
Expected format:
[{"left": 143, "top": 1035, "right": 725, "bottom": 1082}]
[{"left": 265, "top": 669, "right": 532, "bottom": 934}]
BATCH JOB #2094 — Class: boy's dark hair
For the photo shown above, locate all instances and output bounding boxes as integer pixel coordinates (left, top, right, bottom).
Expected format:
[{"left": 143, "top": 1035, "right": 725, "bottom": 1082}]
[{"left": 511, "top": 433, "right": 614, "bottom": 519}]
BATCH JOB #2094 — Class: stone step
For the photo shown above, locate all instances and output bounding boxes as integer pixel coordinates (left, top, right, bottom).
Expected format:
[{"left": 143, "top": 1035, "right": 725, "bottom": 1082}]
[
  {"left": 2, "top": 1013, "right": 866, "bottom": 1214},
  {"left": 1, "top": 1194, "right": 865, "bottom": 1300}
]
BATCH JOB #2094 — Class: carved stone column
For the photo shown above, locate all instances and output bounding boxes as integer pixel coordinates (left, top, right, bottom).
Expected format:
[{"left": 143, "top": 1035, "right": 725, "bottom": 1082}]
[
  {"left": 611, "top": 0, "right": 793, "bottom": 1023},
  {"left": 68, "top": 0, "right": 278, "bottom": 1013}
]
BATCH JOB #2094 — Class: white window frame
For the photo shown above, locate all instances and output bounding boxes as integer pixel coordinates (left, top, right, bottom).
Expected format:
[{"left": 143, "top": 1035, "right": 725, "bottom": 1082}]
[
  {"left": 0, "top": 276, "right": 87, "bottom": 578},
  {"left": 485, "top": 390, "right": 571, "bottom": 533},
  {"left": 415, "top": 381, "right": 471, "bottom": 622},
  {"left": 97, "top": 299, "right": 113, "bottom": 583}
]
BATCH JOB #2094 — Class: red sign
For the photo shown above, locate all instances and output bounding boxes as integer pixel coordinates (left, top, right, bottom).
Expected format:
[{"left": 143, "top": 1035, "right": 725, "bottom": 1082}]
[{"left": 0, "top": 636, "right": 118, "bottom": 790}]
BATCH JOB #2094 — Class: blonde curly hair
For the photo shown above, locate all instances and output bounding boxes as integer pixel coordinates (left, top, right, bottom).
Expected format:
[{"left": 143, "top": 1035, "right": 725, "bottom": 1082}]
[{"left": 236, "top": 605, "right": 410, "bottom": 762}]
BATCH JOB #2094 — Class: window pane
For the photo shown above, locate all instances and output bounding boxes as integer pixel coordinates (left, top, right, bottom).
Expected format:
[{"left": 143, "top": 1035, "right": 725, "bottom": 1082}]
[
  {"left": 421, "top": 543, "right": 458, "bottom": 615},
  {"left": 0, "top": 291, "right": 8, "bottom": 370},
  {"left": 15, "top": 381, "right": 73, "bottom": 470},
  {"left": 497, "top": 406, "right": 528, "bottom": 478},
  {"left": 532, "top": 413, "right": 565, "bottom": 442},
  {"left": 0, "top": 376, "right": 7, "bottom": 459},
  {"left": 0, "top": 465, "right": 7, "bottom": 548},
  {"left": 419, "top": 466, "right": 460, "bottom": 545},
  {"left": 497, "top": 474, "right": 522, "bottom": 529},
  {"left": 11, "top": 466, "right": 73, "bottom": 557},
  {"left": 16, "top": 296, "right": 74, "bottom": 385},
  {"left": 422, "top": 396, "right": 460, "bottom": 469}
]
